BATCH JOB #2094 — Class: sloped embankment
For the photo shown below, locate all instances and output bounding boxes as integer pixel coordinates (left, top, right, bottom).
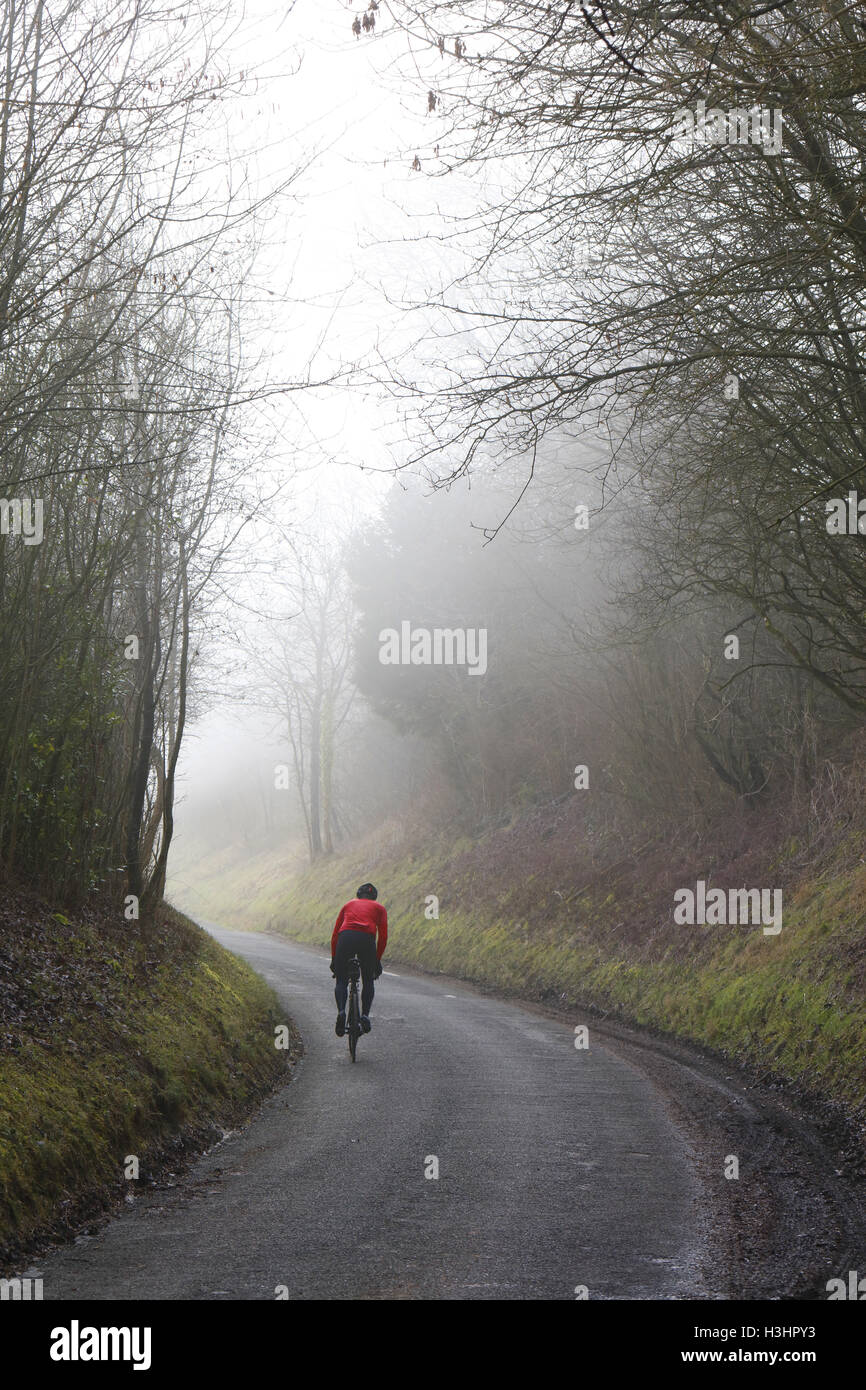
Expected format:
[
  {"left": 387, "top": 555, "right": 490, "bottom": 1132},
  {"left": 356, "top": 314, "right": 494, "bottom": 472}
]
[
  {"left": 0, "top": 886, "right": 294, "bottom": 1269},
  {"left": 170, "top": 804, "right": 866, "bottom": 1124}
]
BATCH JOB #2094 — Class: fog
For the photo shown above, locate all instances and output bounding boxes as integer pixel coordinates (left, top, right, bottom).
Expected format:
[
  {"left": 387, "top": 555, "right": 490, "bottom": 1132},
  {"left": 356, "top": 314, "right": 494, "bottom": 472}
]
[
  {"left": 3, "top": 0, "right": 864, "bottom": 1320},
  {"left": 160, "top": 0, "right": 866, "bottom": 918}
]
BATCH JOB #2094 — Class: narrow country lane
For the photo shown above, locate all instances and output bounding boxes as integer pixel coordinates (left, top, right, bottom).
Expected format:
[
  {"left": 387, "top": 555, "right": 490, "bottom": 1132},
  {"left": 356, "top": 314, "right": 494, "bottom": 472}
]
[{"left": 36, "top": 927, "right": 709, "bottom": 1301}]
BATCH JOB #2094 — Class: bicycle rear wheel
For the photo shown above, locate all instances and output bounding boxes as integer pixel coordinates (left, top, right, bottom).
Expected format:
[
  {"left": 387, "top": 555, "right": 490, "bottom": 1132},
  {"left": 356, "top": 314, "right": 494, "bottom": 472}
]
[{"left": 347, "top": 986, "right": 359, "bottom": 1062}]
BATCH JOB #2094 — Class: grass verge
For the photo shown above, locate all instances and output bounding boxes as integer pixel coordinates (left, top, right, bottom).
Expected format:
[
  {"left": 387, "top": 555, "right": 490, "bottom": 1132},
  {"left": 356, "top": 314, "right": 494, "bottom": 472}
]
[
  {"left": 0, "top": 885, "right": 292, "bottom": 1269},
  {"left": 168, "top": 823, "right": 866, "bottom": 1123}
]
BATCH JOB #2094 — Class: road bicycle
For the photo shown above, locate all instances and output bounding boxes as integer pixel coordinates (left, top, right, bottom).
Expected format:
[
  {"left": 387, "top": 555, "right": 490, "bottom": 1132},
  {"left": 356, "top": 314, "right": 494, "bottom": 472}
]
[{"left": 346, "top": 953, "right": 362, "bottom": 1062}]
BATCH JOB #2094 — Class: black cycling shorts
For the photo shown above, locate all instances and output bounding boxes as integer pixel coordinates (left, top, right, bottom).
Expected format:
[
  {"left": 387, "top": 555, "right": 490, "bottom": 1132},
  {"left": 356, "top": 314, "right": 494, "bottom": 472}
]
[{"left": 333, "top": 928, "right": 377, "bottom": 979}]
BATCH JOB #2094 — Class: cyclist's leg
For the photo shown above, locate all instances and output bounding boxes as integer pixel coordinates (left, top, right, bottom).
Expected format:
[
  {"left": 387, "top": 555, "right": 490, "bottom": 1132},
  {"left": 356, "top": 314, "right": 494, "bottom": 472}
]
[
  {"left": 359, "top": 935, "right": 377, "bottom": 1016},
  {"left": 333, "top": 932, "right": 355, "bottom": 1013},
  {"left": 334, "top": 931, "right": 368, "bottom": 1012}
]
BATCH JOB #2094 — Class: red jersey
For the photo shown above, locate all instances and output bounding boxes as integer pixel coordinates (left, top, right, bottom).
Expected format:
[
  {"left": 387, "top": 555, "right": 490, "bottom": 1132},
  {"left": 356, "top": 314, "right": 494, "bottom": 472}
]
[{"left": 331, "top": 898, "right": 388, "bottom": 960}]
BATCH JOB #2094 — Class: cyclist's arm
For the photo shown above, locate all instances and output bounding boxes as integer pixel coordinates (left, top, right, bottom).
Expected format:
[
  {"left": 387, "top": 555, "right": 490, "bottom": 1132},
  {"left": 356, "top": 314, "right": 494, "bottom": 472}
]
[
  {"left": 331, "top": 906, "right": 346, "bottom": 960},
  {"left": 377, "top": 906, "right": 388, "bottom": 960}
]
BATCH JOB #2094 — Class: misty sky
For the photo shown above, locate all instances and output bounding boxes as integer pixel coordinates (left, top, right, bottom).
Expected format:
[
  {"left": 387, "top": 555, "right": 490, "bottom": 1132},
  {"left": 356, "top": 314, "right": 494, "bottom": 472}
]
[{"left": 171, "top": 0, "right": 487, "bottom": 854}]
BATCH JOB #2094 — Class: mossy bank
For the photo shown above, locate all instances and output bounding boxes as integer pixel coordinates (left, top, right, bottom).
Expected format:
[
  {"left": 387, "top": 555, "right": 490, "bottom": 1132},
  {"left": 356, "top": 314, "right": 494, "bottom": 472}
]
[{"left": 0, "top": 887, "right": 292, "bottom": 1269}]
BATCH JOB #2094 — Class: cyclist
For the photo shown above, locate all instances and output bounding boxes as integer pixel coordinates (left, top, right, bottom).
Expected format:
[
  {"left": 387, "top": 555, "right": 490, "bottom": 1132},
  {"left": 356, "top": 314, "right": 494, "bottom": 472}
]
[{"left": 330, "top": 883, "right": 387, "bottom": 1037}]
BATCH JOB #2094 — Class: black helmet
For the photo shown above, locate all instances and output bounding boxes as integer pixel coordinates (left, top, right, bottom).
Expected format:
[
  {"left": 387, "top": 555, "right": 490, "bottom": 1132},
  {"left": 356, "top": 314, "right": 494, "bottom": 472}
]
[{"left": 357, "top": 882, "right": 378, "bottom": 900}]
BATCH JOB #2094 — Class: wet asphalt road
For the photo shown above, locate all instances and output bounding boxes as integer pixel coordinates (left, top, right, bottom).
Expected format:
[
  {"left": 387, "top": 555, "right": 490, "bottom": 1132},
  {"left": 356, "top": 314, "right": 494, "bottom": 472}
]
[{"left": 34, "top": 927, "right": 707, "bottom": 1300}]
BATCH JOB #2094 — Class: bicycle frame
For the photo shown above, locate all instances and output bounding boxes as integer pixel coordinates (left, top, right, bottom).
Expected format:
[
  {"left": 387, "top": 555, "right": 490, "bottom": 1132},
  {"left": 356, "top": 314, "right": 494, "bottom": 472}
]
[{"left": 346, "top": 954, "right": 361, "bottom": 1062}]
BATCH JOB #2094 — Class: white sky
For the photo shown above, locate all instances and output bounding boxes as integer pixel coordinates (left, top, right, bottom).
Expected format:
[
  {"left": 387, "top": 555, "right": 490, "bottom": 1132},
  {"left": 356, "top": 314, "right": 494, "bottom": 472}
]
[
  {"left": 212, "top": 0, "right": 483, "bottom": 507},
  {"left": 171, "top": 0, "right": 484, "bottom": 843}
]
